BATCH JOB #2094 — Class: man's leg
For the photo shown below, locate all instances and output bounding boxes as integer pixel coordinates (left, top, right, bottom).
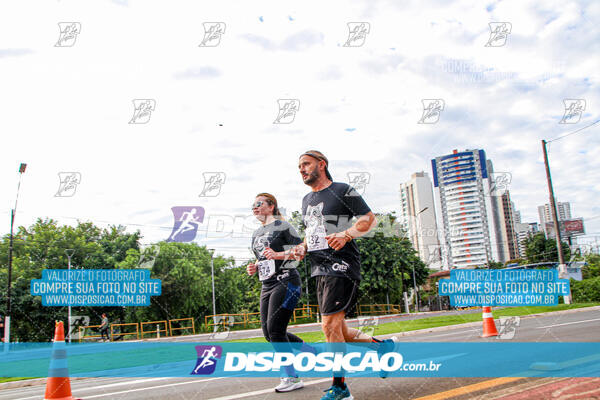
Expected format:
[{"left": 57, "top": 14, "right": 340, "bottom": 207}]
[
  {"left": 321, "top": 310, "right": 347, "bottom": 391},
  {"left": 341, "top": 319, "right": 374, "bottom": 342},
  {"left": 321, "top": 310, "right": 346, "bottom": 342}
]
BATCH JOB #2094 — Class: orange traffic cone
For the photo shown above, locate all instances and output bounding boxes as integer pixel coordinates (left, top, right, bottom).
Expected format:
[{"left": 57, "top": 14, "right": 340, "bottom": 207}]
[
  {"left": 43, "top": 321, "right": 80, "bottom": 400},
  {"left": 481, "top": 306, "right": 498, "bottom": 337}
]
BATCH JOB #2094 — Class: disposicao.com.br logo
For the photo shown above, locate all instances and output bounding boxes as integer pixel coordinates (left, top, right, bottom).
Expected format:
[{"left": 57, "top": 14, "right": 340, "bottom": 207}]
[
  {"left": 221, "top": 351, "right": 440, "bottom": 374},
  {"left": 2, "top": 342, "right": 598, "bottom": 378}
]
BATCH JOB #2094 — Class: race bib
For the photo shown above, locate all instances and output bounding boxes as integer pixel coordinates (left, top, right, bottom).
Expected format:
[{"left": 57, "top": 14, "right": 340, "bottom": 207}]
[
  {"left": 257, "top": 259, "right": 276, "bottom": 281},
  {"left": 307, "top": 227, "right": 328, "bottom": 252}
]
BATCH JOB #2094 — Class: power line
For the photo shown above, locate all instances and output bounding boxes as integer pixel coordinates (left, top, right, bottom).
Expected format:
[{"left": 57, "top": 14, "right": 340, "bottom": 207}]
[{"left": 547, "top": 118, "right": 600, "bottom": 143}]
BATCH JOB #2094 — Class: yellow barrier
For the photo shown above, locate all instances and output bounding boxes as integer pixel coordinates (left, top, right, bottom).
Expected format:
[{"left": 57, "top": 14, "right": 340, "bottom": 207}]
[
  {"left": 205, "top": 314, "right": 253, "bottom": 331},
  {"left": 78, "top": 324, "right": 103, "bottom": 342},
  {"left": 358, "top": 304, "right": 402, "bottom": 315},
  {"left": 169, "top": 317, "right": 195, "bottom": 336},
  {"left": 141, "top": 320, "right": 168, "bottom": 338},
  {"left": 292, "top": 305, "right": 313, "bottom": 322},
  {"left": 111, "top": 323, "right": 140, "bottom": 340},
  {"left": 244, "top": 312, "right": 261, "bottom": 326},
  {"left": 205, "top": 306, "right": 320, "bottom": 331}
]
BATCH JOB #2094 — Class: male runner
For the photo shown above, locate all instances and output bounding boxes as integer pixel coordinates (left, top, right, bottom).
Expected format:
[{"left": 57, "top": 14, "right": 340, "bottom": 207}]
[{"left": 292, "top": 150, "right": 397, "bottom": 400}]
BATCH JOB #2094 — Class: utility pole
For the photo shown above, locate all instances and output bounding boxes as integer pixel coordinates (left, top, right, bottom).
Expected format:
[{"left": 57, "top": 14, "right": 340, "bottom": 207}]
[
  {"left": 541, "top": 140, "right": 571, "bottom": 304},
  {"left": 65, "top": 249, "right": 75, "bottom": 343},
  {"left": 5, "top": 163, "right": 27, "bottom": 345}
]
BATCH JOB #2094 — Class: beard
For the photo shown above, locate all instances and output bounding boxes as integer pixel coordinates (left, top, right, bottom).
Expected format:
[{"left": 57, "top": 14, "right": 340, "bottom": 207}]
[{"left": 303, "top": 169, "right": 320, "bottom": 185}]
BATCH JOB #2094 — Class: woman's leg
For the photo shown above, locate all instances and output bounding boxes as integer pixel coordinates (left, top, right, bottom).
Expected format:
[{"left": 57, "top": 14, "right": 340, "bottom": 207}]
[
  {"left": 260, "top": 287, "right": 272, "bottom": 342},
  {"left": 266, "top": 283, "right": 295, "bottom": 343},
  {"left": 266, "top": 282, "right": 302, "bottom": 377}
]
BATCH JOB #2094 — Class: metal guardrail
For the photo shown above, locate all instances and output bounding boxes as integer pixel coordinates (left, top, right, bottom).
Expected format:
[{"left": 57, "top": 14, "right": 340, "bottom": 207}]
[
  {"left": 292, "top": 305, "right": 318, "bottom": 322},
  {"left": 141, "top": 320, "right": 168, "bottom": 338},
  {"left": 111, "top": 323, "right": 139, "bottom": 340},
  {"left": 78, "top": 324, "right": 103, "bottom": 342},
  {"left": 205, "top": 305, "right": 322, "bottom": 329},
  {"left": 169, "top": 317, "right": 195, "bottom": 336},
  {"left": 76, "top": 303, "right": 407, "bottom": 343},
  {"left": 358, "top": 304, "right": 402, "bottom": 315}
]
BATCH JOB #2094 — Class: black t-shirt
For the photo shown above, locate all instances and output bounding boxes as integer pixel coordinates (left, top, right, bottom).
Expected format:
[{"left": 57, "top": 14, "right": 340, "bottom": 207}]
[
  {"left": 301, "top": 182, "right": 371, "bottom": 281},
  {"left": 251, "top": 219, "right": 302, "bottom": 288}
]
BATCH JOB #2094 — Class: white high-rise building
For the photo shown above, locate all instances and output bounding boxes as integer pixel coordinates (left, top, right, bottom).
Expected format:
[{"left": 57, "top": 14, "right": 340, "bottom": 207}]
[
  {"left": 514, "top": 222, "right": 539, "bottom": 258},
  {"left": 399, "top": 172, "right": 441, "bottom": 269},
  {"left": 538, "top": 202, "right": 571, "bottom": 233},
  {"left": 497, "top": 192, "right": 519, "bottom": 261},
  {"left": 512, "top": 202, "right": 522, "bottom": 224},
  {"left": 431, "top": 149, "right": 502, "bottom": 269}
]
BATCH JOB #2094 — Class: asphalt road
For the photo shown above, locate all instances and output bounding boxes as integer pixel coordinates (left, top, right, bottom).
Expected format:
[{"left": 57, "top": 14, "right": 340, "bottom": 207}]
[
  {"left": 166, "top": 308, "right": 487, "bottom": 342},
  {"left": 1, "top": 307, "right": 599, "bottom": 400}
]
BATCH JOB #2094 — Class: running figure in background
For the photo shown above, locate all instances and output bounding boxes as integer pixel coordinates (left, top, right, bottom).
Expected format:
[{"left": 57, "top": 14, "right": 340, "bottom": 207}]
[{"left": 99, "top": 313, "right": 110, "bottom": 342}]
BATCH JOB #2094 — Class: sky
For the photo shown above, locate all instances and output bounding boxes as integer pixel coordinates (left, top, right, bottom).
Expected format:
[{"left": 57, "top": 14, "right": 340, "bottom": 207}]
[{"left": 1, "top": 0, "right": 599, "bottom": 265}]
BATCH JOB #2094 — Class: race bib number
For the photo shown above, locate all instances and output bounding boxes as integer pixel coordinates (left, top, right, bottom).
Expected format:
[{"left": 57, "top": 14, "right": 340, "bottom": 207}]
[
  {"left": 307, "top": 227, "right": 328, "bottom": 252},
  {"left": 257, "top": 259, "right": 276, "bottom": 281}
]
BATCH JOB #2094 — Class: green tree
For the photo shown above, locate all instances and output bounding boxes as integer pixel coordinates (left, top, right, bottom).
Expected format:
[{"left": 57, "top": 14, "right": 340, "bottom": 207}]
[
  {"left": 0, "top": 219, "right": 141, "bottom": 341},
  {"left": 484, "top": 260, "right": 504, "bottom": 269},
  {"left": 357, "top": 213, "right": 428, "bottom": 306},
  {"left": 582, "top": 254, "right": 600, "bottom": 279},
  {"left": 118, "top": 242, "right": 250, "bottom": 329},
  {"left": 524, "top": 233, "right": 570, "bottom": 264}
]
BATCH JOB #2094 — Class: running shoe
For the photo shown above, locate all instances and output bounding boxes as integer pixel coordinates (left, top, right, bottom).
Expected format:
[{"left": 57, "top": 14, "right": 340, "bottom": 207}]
[
  {"left": 274, "top": 376, "right": 304, "bottom": 392},
  {"left": 320, "top": 384, "right": 353, "bottom": 400},
  {"left": 378, "top": 336, "right": 399, "bottom": 378}
]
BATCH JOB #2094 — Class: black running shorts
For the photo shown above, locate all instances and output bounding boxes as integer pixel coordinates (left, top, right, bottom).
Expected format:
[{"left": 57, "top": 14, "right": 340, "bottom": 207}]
[{"left": 316, "top": 275, "right": 359, "bottom": 318}]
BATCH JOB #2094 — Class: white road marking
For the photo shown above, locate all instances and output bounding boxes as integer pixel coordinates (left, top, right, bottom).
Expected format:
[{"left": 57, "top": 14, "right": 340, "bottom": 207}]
[
  {"left": 418, "top": 330, "right": 477, "bottom": 338},
  {"left": 535, "top": 318, "right": 600, "bottom": 329},
  {"left": 77, "top": 377, "right": 170, "bottom": 389},
  {"left": 205, "top": 378, "right": 332, "bottom": 400},
  {"left": 11, "top": 377, "right": 225, "bottom": 400}
]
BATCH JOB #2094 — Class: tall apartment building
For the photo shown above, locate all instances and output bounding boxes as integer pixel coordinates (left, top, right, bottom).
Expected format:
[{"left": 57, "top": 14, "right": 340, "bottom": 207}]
[
  {"left": 399, "top": 172, "right": 441, "bottom": 269},
  {"left": 497, "top": 192, "right": 519, "bottom": 261},
  {"left": 512, "top": 201, "right": 522, "bottom": 224},
  {"left": 431, "top": 149, "right": 502, "bottom": 269},
  {"left": 514, "top": 222, "right": 540, "bottom": 258},
  {"left": 538, "top": 202, "right": 571, "bottom": 229}
]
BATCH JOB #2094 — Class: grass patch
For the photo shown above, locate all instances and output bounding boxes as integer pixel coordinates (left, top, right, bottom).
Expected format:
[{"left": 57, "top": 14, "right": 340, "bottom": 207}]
[
  {"left": 227, "top": 303, "right": 599, "bottom": 343},
  {"left": 0, "top": 377, "right": 36, "bottom": 383}
]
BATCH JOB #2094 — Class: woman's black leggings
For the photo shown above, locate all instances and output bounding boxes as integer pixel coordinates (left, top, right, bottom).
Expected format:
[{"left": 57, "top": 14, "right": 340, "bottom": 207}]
[{"left": 260, "top": 280, "right": 303, "bottom": 345}]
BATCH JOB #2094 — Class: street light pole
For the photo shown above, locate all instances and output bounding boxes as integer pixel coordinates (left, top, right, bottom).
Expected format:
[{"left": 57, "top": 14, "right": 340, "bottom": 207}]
[
  {"left": 65, "top": 249, "right": 75, "bottom": 343},
  {"left": 5, "top": 163, "right": 26, "bottom": 344},
  {"left": 209, "top": 249, "right": 216, "bottom": 318},
  {"left": 411, "top": 207, "right": 429, "bottom": 313},
  {"left": 412, "top": 264, "right": 418, "bottom": 313}
]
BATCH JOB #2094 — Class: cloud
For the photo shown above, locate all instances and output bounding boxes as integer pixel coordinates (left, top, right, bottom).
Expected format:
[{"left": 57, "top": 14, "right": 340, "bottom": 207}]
[
  {"left": 0, "top": 48, "right": 33, "bottom": 58},
  {"left": 240, "top": 29, "right": 324, "bottom": 51},
  {"left": 317, "top": 65, "right": 343, "bottom": 81},
  {"left": 173, "top": 66, "right": 221, "bottom": 80}
]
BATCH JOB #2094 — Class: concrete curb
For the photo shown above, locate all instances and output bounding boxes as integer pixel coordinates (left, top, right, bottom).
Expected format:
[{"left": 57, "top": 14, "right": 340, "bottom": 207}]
[
  {"left": 1, "top": 305, "right": 597, "bottom": 389},
  {"left": 0, "top": 377, "right": 89, "bottom": 390},
  {"left": 378, "top": 305, "right": 600, "bottom": 339}
]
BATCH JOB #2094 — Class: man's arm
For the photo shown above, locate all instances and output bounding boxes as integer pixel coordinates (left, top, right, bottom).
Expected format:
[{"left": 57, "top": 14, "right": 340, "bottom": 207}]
[
  {"left": 346, "top": 211, "right": 377, "bottom": 238},
  {"left": 291, "top": 238, "right": 307, "bottom": 260},
  {"left": 326, "top": 212, "right": 377, "bottom": 251}
]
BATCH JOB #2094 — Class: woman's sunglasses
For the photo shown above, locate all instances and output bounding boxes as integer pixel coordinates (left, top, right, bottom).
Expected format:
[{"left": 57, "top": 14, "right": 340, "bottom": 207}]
[{"left": 251, "top": 201, "right": 265, "bottom": 209}]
